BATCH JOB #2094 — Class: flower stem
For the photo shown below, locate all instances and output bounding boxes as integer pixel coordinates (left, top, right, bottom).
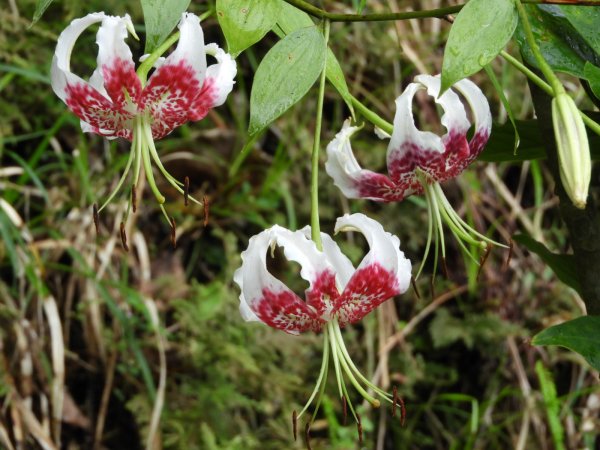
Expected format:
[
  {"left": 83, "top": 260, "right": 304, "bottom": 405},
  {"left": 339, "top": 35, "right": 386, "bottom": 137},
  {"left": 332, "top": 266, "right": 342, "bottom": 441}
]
[
  {"left": 514, "top": 0, "right": 564, "bottom": 95},
  {"left": 350, "top": 95, "right": 394, "bottom": 135},
  {"left": 310, "top": 20, "right": 330, "bottom": 251}
]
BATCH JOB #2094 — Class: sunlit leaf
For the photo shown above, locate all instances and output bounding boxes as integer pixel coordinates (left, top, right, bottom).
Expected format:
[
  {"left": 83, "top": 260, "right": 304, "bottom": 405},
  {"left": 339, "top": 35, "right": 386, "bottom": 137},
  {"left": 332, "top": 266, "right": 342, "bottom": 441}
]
[
  {"left": 249, "top": 26, "right": 326, "bottom": 136},
  {"left": 141, "top": 0, "right": 191, "bottom": 53},
  {"left": 441, "top": 0, "right": 517, "bottom": 93},
  {"left": 216, "top": 0, "right": 281, "bottom": 57},
  {"left": 514, "top": 5, "right": 600, "bottom": 79},
  {"left": 275, "top": 3, "right": 354, "bottom": 115},
  {"left": 533, "top": 316, "right": 600, "bottom": 371}
]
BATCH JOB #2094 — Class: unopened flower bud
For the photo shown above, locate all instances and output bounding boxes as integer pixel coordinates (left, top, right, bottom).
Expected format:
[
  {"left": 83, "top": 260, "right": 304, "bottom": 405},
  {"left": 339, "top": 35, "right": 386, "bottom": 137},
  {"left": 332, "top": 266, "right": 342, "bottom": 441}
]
[{"left": 552, "top": 93, "right": 591, "bottom": 209}]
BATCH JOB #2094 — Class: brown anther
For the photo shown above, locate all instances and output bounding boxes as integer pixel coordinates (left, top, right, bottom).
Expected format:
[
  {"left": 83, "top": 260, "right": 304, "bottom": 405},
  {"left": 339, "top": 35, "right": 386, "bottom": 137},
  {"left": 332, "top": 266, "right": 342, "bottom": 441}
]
[
  {"left": 131, "top": 185, "right": 137, "bottom": 213},
  {"left": 392, "top": 386, "right": 398, "bottom": 417},
  {"left": 399, "top": 397, "right": 406, "bottom": 427},
  {"left": 92, "top": 203, "right": 100, "bottom": 234},
  {"left": 410, "top": 276, "right": 420, "bottom": 299},
  {"left": 342, "top": 396, "right": 347, "bottom": 425},
  {"left": 203, "top": 195, "right": 210, "bottom": 227},
  {"left": 356, "top": 413, "right": 363, "bottom": 445},
  {"left": 477, "top": 245, "right": 492, "bottom": 281},
  {"left": 441, "top": 256, "right": 449, "bottom": 279},
  {"left": 503, "top": 239, "right": 514, "bottom": 271},
  {"left": 184, "top": 176, "right": 190, "bottom": 207},
  {"left": 120, "top": 222, "right": 129, "bottom": 252},
  {"left": 430, "top": 275, "right": 436, "bottom": 299},
  {"left": 292, "top": 410, "right": 297, "bottom": 441},
  {"left": 170, "top": 217, "right": 177, "bottom": 249},
  {"left": 305, "top": 422, "right": 312, "bottom": 450}
]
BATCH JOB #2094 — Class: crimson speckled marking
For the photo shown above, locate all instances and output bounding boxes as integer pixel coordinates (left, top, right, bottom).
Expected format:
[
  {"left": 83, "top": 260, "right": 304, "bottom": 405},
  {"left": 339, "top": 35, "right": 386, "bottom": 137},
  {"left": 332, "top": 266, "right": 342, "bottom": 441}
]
[
  {"left": 252, "top": 263, "right": 399, "bottom": 334},
  {"left": 64, "top": 58, "right": 219, "bottom": 141},
  {"left": 354, "top": 130, "right": 490, "bottom": 202}
]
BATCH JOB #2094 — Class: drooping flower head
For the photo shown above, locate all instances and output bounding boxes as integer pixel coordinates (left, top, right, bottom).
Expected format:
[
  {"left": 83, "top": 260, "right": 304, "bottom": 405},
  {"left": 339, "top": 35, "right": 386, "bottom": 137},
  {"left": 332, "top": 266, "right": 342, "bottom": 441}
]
[
  {"left": 234, "top": 213, "right": 411, "bottom": 438},
  {"left": 51, "top": 12, "right": 236, "bottom": 235},
  {"left": 326, "top": 75, "right": 504, "bottom": 277}
]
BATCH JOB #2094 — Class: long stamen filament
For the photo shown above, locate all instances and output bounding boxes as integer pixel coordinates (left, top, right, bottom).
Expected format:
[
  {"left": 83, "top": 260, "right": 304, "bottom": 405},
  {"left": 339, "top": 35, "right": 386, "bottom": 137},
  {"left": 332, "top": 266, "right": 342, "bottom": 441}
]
[
  {"left": 328, "top": 321, "right": 345, "bottom": 400},
  {"left": 297, "top": 329, "right": 330, "bottom": 420},
  {"left": 98, "top": 134, "right": 136, "bottom": 212},
  {"left": 143, "top": 123, "right": 204, "bottom": 207},
  {"left": 139, "top": 121, "right": 165, "bottom": 204},
  {"left": 416, "top": 186, "right": 434, "bottom": 279},
  {"left": 332, "top": 320, "right": 391, "bottom": 402},
  {"left": 433, "top": 183, "right": 506, "bottom": 248}
]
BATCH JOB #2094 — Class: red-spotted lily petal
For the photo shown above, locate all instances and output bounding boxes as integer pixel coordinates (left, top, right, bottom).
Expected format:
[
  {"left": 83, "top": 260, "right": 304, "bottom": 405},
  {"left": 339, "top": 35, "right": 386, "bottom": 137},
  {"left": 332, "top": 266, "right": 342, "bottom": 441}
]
[
  {"left": 51, "top": 12, "right": 237, "bottom": 227},
  {"left": 52, "top": 13, "right": 140, "bottom": 140},
  {"left": 187, "top": 43, "right": 237, "bottom": 122},
  {"left": 234, "top": 215, "right": 411, "bottom": 334},
  {"left": 142, "top": 13, "right": 208, "bottom": 139},
  {"left": 325, "top": 75, "right": 491, "bottom": 202},
  {"left": 234, "top": 226, "right": 337, "bottom": 335},
  {"left": 325, "top": 121, "right": 405, "bottom": 201},
  {"left": 333, "top": 213, "right": 411, "bottom": 326}
]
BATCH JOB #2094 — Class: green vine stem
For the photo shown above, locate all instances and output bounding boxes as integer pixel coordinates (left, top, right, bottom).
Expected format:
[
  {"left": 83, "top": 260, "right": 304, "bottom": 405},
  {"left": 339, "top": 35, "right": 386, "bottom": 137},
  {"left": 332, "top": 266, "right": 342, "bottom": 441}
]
[
  {"left": 528, "top": 79, "right": 600, "bottom": 315},
  {"left": 514, "top": 0, "right": 564, "bottom": 95},
  {"left": 310, "top": 20, "right": 330, "bottom": 251},
  {"left": 350, "top": 95, "right": 393, "bottom": 135},
  {"left": 282, "top": 0, "right": 600, "bottom": 23},
  {"left": 500, "top": 51, "right": 600, "bottom": 137}
]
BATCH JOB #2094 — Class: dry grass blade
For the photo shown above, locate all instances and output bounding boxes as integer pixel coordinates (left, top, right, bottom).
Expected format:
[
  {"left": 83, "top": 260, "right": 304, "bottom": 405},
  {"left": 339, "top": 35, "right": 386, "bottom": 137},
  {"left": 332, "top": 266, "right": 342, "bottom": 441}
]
[{"left": 42, "top": 296, "right": 65, "bottom": 446}]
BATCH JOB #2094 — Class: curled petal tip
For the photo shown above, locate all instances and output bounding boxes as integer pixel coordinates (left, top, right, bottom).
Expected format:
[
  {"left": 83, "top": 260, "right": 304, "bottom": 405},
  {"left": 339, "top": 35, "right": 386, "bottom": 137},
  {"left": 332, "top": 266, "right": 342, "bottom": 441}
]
[{"left": 124, "top": 14, "right": 139, "bottom": 41}]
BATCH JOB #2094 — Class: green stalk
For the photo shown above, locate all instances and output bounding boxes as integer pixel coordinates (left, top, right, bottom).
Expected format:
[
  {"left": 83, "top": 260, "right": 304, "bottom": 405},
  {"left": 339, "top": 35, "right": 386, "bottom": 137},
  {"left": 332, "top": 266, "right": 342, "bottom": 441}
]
[
  {"left": 501, "top": 50, "right": 600, "bottom": 137},
  {"left": 350, "top": 95, "right": 394, "bottom": 135},
  {"left": 282, "top": 0, "right": 600, "bottom": 23},
  {"left": 514, "top": 0, "right": 564, "bottom": 95},
  {"left": 310, "top": 20, "right": 330, "bottom": 250}
]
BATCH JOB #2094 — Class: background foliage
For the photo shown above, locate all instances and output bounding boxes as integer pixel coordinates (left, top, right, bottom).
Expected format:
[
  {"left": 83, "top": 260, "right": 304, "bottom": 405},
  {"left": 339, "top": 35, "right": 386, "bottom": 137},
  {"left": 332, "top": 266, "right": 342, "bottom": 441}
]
[{"left": 0, "top": 0, "right": 598, "bottom": 449}]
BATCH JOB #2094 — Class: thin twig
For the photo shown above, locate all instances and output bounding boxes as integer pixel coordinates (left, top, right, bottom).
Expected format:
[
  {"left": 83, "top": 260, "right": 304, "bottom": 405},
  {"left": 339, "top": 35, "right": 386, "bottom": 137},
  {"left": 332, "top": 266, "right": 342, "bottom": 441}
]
[{"left": 282, "top": 0, "right": 600, "bottom": 23}]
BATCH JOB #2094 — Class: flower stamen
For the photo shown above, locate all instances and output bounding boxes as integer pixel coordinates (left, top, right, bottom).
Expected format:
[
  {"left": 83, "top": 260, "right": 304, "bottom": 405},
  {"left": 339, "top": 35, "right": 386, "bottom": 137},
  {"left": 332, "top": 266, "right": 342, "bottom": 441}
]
[
  {"left": 120, "top": 222, "right": 129, "bottom": 252},
  {"left": 184, "top": 176, "right": 190, "bottom": 206}
]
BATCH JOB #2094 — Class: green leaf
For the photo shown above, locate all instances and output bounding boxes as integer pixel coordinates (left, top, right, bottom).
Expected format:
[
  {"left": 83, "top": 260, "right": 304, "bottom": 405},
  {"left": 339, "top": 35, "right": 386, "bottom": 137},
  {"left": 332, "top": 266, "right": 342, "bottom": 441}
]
[
  {"left": 584, "top": 62, "right": 600, "bottom": 101},
  {"left": 532, "top": 316, "right": 600, "bottom": 371},
  {"left": 274, "top": 3, "right": 354, "bottom": 116},
  {"left": 248, "top": 26, "right": 326, "bottom": 136},
  {"left": 141, "top": 0, "right": 191, "bottom": 53},
  {"left": 32, "top": 0, "right": 54, "bottom": 24},
  {"left": 441, "top": 0, "right": 517, "bottom": 93},
  {"left": 538, "top": 5, "right": 600, "bottom": 65},
  {"left": 514, "top": 5, "right": 600, "bottom": 79},
  {"left": 480, "top": 116, "right": 600, "bottom": 162},
  {"left": 484, "top": 65, "right": 519, "bottom": 154},
  {"left": 216, "top": 0, "right": 281, "bottom": 57},
  {"left": 479, "top": 120, "right": 545, "bottom": 162},
  {"left": 513, "top": 234, "right": 581, "bottom": 295}
]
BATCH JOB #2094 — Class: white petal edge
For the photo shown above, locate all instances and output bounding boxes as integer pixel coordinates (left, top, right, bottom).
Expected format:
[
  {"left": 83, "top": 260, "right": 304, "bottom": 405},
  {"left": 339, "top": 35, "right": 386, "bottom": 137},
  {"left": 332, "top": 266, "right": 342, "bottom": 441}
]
[
  {"left": 335, "top": 213, "right": 412, "bottom": 296},
  {"left": 95, "top": 14, "right": 136, "bottom": 84},
  {"left": 414, "top": 74, "right": 470, "bottom": 139},
  {"left": 388, "top": 80, "right": 444, "bottom": 164},
  {"left": 51, "top": 12, "right": 106, "bottom": 102},
  {"left": 299, "top": 226, "right": 355, "bottom": 290},
  {"left": 150, "top": 13, "right": 207, "bottom": 90},
  {"left": 204, "top": 43, "right": 237, "bottom": 107},
  {"left": 452, "top": 77, "right": 492, "bottom": 137},
  {"left": 233, "top": 225, "right": 334, "bottom": 325},
  {"left": 325, "top": 119, "right": 366, "bottom": 199}
]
